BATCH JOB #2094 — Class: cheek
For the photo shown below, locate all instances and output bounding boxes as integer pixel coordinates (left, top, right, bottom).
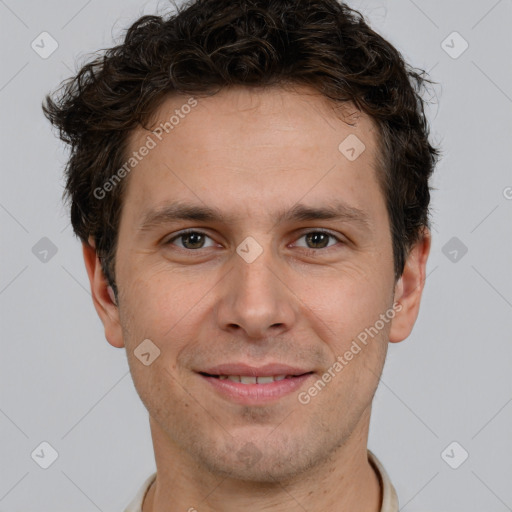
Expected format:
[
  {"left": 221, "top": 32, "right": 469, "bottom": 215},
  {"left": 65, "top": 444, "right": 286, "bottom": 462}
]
[
  {"left": 316, "top": 280, "right": 391, "bottom": 402},
  {"left": 118, "top": 271, "right": 194, "bottom": 404},
  {"left": 118, "top": 264, "right": 220, "bottom": 395},
  {"left": 119, "top": 262, "right": 210, "bottom": 337},
  {"left": 304, "top": 264, "right": 392, "bottom": 345}
]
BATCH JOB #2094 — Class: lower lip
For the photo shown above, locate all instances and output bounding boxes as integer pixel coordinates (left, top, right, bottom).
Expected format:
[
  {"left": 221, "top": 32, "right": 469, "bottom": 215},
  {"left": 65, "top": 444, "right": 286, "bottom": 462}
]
[{"left": 199, "top": 373, "right": 314, "bottom": 405}]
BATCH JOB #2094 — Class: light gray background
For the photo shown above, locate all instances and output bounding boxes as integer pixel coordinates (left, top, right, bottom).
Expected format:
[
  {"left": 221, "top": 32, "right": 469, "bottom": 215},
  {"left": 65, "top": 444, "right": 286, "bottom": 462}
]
[{"left": 1, "top": 0, "right": 511, "bottom": 511}]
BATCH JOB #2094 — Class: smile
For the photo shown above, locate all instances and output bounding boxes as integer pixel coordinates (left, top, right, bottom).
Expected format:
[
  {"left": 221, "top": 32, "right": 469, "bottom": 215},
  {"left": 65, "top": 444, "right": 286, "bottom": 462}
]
[
  {"left": 198, "top": 371, "right": 314, "bottom": 404},
  {"left": 208, "top": 374, "right": 294, "bottom": 383}
]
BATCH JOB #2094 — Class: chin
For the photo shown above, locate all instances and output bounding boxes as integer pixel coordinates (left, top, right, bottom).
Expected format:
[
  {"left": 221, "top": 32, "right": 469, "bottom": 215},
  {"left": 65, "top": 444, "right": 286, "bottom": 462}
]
[
  {"left": 202, "top": 455, "right": 311, "bottom": 483},
  {"left": 192, "top": 434, "right": 320, "bottom": 483}
]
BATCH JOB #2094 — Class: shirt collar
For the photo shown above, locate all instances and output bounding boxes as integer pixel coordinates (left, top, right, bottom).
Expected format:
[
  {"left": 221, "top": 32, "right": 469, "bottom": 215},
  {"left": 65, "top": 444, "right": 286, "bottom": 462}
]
[{"left": 368, "top": 449, "right": 399, "bottom": 512}]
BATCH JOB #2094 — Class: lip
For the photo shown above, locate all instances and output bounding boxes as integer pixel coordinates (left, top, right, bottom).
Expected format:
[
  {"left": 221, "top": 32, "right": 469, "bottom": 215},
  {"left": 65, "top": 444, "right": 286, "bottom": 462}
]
[
  {"left": 199, "top": 363, "right": 313, "bottom": 377},
  {"left": 197, "top": 364, "right": 315, "bottom": 405},
  {"left": 200, "top": 374, "right": 314, "bottom": 405}
]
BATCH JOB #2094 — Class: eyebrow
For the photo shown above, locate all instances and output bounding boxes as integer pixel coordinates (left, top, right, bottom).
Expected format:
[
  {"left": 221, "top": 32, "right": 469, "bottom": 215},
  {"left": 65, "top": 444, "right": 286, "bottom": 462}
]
[{"left": 137, "top": 200, "right": 373, "bottom": 232}]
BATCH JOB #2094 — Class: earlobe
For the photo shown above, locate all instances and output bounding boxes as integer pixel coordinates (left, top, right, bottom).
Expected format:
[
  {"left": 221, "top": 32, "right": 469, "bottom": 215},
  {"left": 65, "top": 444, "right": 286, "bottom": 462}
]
[
  {"left": 388, "top": 228, "right": 431, "bottom": 344},
  {"left": 82, "top": 238, "right": 125, "bottom": 348}
]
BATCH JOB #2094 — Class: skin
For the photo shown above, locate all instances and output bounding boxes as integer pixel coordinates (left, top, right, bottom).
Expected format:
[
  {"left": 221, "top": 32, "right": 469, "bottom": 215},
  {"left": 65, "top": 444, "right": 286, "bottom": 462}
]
[{"left": 83, "top": 85, "right": 430, "bottom": 512}]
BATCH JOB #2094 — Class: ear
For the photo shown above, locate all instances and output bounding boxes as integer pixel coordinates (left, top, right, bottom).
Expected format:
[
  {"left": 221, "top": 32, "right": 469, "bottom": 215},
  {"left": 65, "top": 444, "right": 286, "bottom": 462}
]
[
  {"left": 82, "top": 237, "right": 125, "bottom": 348},
  {"left": 389, "top": 227, "right": 431, "bottom": 343}
]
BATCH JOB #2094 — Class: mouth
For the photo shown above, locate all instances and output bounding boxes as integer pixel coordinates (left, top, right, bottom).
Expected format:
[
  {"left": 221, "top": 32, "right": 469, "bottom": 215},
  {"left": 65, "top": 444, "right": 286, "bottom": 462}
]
[
  {"left": 196, "top": 364, "right": 315, "bottom": 404},
  {"left": 199, "top": 372, "right": 313, "bottom": 384}
]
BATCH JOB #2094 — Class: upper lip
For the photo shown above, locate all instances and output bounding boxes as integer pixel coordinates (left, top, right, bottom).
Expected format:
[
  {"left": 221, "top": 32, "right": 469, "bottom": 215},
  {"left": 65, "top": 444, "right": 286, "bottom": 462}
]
[{"left": 199, "top": 363, "right": 314, "bottom": 377}]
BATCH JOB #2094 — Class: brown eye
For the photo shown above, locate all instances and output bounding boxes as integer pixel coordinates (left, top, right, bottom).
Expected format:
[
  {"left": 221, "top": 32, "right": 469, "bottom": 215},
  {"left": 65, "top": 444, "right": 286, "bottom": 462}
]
[
  {"left": 295, "top": 230, "right": 340, "bottom": 251},
  {"left": 165, "top": 230, "right": 215, "bottom": 250},
  {"left": 181, "top": 232, "right": 205, "bottom": 249},
  {"left": 305, "top": 232, "right": 331, "bottom": 249}
]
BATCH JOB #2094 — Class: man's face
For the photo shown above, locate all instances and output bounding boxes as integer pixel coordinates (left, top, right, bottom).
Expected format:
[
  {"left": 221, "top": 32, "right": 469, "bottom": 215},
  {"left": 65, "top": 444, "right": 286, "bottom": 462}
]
[{"left": 111, "top": 86, "right": 399, "bottom": 480}]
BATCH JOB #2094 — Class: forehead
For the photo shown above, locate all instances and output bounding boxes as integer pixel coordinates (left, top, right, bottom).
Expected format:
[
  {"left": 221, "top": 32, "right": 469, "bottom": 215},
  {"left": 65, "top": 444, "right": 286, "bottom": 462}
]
[
  {"left": 128, "top": 84, "right": 380, "bottom": 162},
  {"left": 141, "top": 85, "right": 378, "bottom": 147},
  {"left": 121, "top": 85, "right": 384, "bottom": 225}
]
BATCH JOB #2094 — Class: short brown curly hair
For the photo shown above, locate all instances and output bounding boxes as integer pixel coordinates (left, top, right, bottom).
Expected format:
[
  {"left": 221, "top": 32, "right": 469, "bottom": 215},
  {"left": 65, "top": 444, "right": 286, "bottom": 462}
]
[{"left": 43, "top": 0, "right": 440, "bottom": 299}]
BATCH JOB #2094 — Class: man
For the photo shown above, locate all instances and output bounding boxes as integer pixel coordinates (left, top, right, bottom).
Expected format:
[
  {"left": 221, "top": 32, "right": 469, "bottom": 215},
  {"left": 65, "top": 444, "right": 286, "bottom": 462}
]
[{"left": 43, "top": 0, "right": 439, "bottom": 510}]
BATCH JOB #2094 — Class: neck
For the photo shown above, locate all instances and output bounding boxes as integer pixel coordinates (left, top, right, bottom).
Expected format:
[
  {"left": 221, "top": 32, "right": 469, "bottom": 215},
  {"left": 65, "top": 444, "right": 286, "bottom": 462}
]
[{"left": 142, "top": 412, "right": 381, "bottom": 512}]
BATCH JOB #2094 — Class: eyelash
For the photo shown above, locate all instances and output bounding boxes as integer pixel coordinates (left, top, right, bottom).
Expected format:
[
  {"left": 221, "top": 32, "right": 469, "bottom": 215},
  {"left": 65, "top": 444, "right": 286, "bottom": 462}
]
[{"left": 163, "top": 229, "right": 344, "bottom": 255}]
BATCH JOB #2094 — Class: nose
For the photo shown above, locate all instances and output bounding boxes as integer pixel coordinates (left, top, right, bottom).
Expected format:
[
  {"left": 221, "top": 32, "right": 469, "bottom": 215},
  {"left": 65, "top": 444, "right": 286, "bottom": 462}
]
[{"left": 214, "top": 248, "right": 297, "bottom": 340}]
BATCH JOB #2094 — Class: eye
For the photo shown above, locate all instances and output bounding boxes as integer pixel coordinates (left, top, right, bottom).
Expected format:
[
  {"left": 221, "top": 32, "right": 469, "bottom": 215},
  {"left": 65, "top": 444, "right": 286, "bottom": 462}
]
[
  {"left": 163, "top": 229, "right": 343, "bottom": 253},
  {"left": 293, "top": 230, "right": 342, "bottom": 251},
  {"left": 164, "top": 230, "right": 216, "bottom": 250}
]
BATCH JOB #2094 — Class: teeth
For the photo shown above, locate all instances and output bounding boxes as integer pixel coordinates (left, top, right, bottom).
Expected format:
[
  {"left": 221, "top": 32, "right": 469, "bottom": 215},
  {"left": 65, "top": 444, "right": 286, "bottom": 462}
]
[
  {"left": 256, "top": 376, "right": 275, "bottom": 384},
  {"left": 217, "top": 374, "right": 288, "bottom": 384}
]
